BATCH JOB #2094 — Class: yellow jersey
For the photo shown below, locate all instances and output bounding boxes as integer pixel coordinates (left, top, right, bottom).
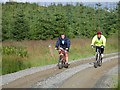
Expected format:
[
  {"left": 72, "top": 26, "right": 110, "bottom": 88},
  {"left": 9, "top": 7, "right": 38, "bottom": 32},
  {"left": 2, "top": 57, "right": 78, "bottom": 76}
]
[{"left": 91, "top": 35, "right": 106, "bottom": 47}]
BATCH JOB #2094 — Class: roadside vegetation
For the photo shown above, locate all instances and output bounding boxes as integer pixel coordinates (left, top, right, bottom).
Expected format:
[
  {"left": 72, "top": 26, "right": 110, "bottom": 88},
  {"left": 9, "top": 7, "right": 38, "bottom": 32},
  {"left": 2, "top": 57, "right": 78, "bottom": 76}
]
[
  {"left": 1, "top": 1, "right": 119, "bottom": 76},
  {"left": 2, "top": 34, "right": 118, "bottom": 75}
]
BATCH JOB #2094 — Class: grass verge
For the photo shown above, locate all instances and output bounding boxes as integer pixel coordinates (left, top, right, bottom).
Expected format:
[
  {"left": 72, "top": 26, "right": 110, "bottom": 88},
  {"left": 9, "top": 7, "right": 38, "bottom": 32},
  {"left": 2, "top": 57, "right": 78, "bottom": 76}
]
[{"left": 1, "top": 35, "right": 118, "bottom": 75}]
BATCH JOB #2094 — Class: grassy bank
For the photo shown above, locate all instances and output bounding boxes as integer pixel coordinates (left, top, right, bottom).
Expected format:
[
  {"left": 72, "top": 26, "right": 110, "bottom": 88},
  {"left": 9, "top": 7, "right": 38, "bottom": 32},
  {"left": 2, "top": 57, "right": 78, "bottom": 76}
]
[{"left": 1, "top": 36, "right": 118, "bottom": 75}]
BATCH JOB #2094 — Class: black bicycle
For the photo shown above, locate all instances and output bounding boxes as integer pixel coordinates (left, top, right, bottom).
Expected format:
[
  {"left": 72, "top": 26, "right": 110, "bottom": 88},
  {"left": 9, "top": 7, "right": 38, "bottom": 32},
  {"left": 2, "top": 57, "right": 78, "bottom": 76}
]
[{"left": 92, "top": 46, "right": 103, "bottom": 68}]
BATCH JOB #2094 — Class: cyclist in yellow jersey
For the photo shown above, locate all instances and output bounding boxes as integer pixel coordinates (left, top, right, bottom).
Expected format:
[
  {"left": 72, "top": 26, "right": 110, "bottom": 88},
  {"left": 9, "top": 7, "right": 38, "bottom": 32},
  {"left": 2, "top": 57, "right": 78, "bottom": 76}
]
[{"left": 91, "top": 31, "right": 106, "bottom": 57}]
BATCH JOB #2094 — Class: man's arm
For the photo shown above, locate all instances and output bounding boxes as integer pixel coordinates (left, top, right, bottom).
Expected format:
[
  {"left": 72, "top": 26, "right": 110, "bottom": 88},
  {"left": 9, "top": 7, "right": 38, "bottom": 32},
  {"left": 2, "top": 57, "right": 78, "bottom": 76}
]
[
  {"left": 102, "top": 35, "right": 106, "bottom": 47},
  {"left": 55, "top": 38, "right": 60, "bottom": 48},
  {"left": 67, "top": 38, "right": 70, "bottom": 48},
  {"left": 91, "top": 35, "right": 97, "bottom": 46}
]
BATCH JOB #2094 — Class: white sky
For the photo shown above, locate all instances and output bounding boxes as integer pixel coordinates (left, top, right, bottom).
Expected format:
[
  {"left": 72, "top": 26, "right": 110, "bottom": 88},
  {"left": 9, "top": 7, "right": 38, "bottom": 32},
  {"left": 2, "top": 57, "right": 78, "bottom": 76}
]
[{"left": 1, "top": 0, "right": 120, "bottom": 3}]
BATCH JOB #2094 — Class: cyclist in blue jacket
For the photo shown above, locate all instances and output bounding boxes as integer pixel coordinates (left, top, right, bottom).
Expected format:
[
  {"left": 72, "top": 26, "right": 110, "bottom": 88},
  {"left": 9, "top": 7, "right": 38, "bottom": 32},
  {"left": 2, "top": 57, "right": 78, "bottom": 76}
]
[{"left": 55, "top": 34, "right": 70, "bottom": 65}]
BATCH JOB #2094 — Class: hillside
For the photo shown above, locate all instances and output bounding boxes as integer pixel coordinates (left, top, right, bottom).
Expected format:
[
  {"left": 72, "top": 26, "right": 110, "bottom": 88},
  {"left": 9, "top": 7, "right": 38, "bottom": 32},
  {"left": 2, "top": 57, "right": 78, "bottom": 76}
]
[{"left": 2, "top": 2, "right": 119, "bottom": 40}]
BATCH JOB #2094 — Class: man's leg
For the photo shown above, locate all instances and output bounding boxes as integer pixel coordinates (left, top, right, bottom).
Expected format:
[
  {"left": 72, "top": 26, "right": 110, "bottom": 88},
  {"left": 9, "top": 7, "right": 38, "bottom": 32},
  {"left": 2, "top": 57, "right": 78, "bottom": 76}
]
[
  {"left": 65, "top": 52, "right": 68, "bottom": 64},
  {"left": 101, "top": 48, "right": 104, "bottom": 58},
  {"left": 95, "top": 47, "right": 98, "bottom": 61}
]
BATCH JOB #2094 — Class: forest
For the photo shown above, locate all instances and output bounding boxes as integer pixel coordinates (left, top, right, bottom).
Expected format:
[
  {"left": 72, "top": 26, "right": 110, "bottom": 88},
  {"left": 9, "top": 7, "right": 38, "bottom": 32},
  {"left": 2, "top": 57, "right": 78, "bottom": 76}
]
[{"left": 2, "top": 2, "right": 119, "bottom": 40}]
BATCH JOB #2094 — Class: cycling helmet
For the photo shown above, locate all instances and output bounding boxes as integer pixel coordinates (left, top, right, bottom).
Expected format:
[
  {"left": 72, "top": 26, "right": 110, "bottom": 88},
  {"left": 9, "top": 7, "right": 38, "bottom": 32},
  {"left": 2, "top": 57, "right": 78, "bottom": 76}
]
[{"left": 97, "top": 31, "right": 102, "bottom": 35}]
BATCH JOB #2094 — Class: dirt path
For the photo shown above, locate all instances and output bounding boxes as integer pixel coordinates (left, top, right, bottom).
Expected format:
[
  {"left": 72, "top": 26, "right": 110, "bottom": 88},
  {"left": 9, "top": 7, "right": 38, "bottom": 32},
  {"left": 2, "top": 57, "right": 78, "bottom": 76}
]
[
  {"left": 2, "top": 53, "right": 118, "bottom": 88},
  {"left": 60, "top": 59, "right": 118, "bottom": 88},
  {"left": 2, "top": 59, "right": 94, "bottom": 88}
]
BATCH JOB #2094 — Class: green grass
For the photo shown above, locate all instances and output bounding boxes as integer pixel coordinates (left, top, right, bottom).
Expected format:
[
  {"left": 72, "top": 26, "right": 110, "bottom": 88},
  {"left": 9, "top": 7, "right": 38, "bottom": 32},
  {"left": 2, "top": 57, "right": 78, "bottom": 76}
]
[
  {"left": 2, "top": 55, "right": 31, "bottom": 75},
  {"left": 110, "top": 75, "right": 119, "bottom": 88},
  {"left": 1, "top": 35, "right": 118, "bottom": 75},
  {"left": 113, "top": 80, "right": 120, "bottom": 90},
  {"left": 0, "top": 42, "right": 2, "bottom": 75}
]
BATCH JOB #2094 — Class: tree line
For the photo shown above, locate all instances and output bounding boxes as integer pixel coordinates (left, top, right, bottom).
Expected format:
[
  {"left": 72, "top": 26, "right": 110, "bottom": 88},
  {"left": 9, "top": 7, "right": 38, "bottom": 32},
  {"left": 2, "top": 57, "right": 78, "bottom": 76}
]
[{"left": 2, "top": 2, "right": 119, "bottom": 40}]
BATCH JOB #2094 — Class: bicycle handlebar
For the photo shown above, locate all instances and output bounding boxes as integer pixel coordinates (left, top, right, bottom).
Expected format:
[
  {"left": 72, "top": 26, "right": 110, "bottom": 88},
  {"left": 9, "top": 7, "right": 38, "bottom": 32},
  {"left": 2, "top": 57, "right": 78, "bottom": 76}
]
[{"left": 91, "top": 45, "right": 104, "bottom": 49}]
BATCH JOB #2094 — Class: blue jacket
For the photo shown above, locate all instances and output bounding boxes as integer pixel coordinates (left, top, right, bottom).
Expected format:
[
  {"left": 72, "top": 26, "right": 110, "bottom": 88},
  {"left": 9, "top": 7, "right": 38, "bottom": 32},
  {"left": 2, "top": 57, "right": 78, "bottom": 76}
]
[{"left": 55, "top": 37, "right": 70, "bottom": 50}]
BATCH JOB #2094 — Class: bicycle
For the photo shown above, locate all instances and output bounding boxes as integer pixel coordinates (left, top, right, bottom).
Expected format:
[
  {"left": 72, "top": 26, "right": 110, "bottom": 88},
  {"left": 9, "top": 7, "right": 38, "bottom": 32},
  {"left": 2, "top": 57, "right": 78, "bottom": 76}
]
[
  {"left": 92, "top": 45, "right": 103, "bottom": 68},
  {"left": 57, "top": 47, "right": 69, "bottom": 69}
]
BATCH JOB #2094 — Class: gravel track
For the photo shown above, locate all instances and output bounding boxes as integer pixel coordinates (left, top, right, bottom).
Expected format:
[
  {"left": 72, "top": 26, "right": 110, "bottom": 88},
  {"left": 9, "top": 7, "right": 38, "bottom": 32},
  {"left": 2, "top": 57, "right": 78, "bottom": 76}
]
[
  {"left": 60, "top": 58, "right": 118, "bottom": 88},
  {"left": 94, "top": 66, "right": 119, "bottom": 88},
  {"left": 1, "top": 52, "right": 119, "bottom": 88},
  {"left": 33, "top": 55, "right": 118, "bottom": 88}
]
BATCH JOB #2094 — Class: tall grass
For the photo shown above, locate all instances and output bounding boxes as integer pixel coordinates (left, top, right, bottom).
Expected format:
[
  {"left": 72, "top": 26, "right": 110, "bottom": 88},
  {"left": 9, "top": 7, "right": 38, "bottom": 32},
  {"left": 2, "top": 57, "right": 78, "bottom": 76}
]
[
  {"left": 2, "top": 46, "right": 31, "bottom": 75},
  {"left": 3, "top": 46, "right": 28, "bottom": 57},
  {"left": 2, "top": 55, "right": 31, "bottom": 75},
  {"left": 0, "top": 42, "right": 2, "bottom": 75},
  {"left": 2, "top": 35, "right": 118, "bottom": 75}
]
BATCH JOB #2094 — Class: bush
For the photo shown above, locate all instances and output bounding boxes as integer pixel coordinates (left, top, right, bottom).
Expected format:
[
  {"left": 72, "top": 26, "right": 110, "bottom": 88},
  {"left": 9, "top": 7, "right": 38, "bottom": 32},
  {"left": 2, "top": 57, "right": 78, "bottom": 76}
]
[
  {"left": 2, "top": 46, "right": 30, "bottom": 75},
  {"left": 2, "top": 55, "right": 31, "bottom": 75},
  {"left": 3, "top": 46, "right": 28, "bottom": 57}
]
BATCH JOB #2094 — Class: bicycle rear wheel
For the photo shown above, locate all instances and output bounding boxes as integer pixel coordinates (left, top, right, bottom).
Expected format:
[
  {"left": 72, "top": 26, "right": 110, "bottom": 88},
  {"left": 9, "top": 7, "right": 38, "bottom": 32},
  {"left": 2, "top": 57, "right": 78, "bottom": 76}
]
[{"left": 64, "top": 63, "right": 68, "bottom": 68}]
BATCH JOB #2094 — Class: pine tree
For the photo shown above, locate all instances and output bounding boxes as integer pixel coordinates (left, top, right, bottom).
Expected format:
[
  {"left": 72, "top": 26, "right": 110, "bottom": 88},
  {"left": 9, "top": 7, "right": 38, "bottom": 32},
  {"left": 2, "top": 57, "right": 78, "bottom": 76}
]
[{"left": 12, "top": 9, "right": 29, "bottom": 40}]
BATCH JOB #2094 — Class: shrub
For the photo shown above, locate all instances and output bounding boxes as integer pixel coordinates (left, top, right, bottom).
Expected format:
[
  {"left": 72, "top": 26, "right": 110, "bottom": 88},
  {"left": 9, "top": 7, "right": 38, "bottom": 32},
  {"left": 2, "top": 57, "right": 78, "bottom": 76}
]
[
  {"left": 3, "top": 46, "right": 28, "bottom": 57},
  {"left": 2, "top": 55, "right": 31, "bottom": 75}
]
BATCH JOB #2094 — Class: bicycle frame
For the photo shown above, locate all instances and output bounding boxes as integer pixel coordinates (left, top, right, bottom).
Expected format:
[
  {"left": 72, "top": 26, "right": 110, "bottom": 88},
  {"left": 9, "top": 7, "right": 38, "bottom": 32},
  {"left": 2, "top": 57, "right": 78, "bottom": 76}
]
[
  {"left": 96, "top": 46, "right": 101, "bottom": 61},
  {"left": 57, "top": 47, "right": 68, "bottom": 69},
  {"left": 93, "top": 46, "right": 102, "bottom": 68}
]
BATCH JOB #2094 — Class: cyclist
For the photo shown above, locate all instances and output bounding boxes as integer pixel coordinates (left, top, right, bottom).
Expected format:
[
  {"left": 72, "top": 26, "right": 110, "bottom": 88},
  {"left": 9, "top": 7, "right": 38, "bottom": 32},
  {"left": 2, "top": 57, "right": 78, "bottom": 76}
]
[
  {"left": 91, "top": 31, "right": 106, "bottom": 58},
  {"left": 55, "top": 34, "right": 70, "bottom": 65}
]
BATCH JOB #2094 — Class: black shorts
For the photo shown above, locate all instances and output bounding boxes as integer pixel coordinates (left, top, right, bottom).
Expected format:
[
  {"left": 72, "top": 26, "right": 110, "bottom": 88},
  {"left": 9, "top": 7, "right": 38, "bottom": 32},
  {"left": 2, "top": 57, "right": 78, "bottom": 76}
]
[{"left": 96, "top": 47, "right": 104, "bottom": 54}]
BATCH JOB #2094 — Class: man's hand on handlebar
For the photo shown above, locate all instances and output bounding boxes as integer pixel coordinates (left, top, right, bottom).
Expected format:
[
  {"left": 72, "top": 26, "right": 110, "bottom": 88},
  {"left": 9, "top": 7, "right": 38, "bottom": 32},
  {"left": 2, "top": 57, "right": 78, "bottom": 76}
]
[
  {"left": 101, "top": 45, "right": 104, "bottom": 48},
  {"left": 66, "top": 48, "right": 68, "bottom": 50},
  {"left": 91, "top": 45, "right": 104, "bottom": 48},
  {"left": 91, "top": 45, "right": 94, "bottom": 48},
  {"left": 55, "top": 47, "right": 59, "bottom": 50}
]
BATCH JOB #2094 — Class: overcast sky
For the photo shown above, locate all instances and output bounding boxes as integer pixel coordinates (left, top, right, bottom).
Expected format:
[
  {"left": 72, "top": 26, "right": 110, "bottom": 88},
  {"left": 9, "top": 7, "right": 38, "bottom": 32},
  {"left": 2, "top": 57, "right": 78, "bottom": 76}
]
[{"left": 1, "top": 0, "right": 120, "bottom": 3}]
